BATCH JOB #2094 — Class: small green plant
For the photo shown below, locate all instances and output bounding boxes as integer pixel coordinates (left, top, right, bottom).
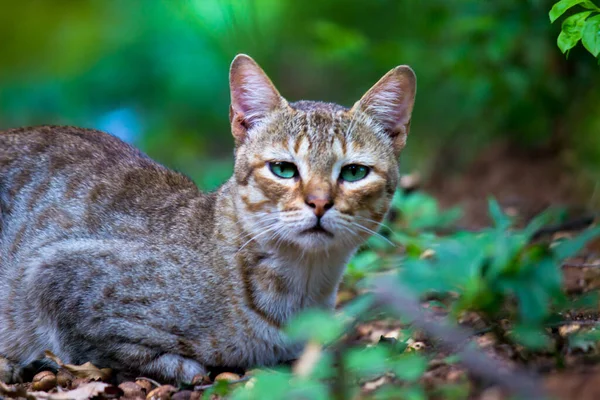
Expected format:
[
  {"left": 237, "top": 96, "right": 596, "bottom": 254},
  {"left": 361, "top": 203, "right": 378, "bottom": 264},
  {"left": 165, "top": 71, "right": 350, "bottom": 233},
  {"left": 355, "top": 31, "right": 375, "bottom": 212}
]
[
  {"left": 550, "top": 0, "right": 600, "bottom": 57},
  {"left": 397, "top": 198, "right": 600, "bottom": 349}
]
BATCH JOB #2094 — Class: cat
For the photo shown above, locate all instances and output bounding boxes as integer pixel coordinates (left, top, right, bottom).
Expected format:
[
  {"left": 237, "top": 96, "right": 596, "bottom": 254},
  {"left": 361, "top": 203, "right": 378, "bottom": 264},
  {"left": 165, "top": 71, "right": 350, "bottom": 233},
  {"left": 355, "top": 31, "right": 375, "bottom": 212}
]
[{"left": 0, "top": 54, "right": 416, "bottom": 383}]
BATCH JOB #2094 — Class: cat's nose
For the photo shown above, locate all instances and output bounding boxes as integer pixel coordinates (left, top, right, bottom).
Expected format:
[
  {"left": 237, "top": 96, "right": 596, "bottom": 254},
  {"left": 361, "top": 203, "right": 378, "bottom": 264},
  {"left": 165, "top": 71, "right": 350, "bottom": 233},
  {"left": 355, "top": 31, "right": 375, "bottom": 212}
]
[{"left": 305, "top": 195, "right": 333, "bottom": 218}]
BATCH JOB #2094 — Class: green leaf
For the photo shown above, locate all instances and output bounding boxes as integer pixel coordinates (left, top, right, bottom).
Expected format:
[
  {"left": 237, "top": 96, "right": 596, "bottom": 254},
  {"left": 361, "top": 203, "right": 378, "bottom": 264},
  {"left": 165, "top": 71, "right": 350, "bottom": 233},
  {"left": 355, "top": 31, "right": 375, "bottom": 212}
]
[
  {"left": 568, "top": 291, "right": 599, "bottom": 311},
  {"left": 532, "top": 257, "right": 563, "bottom": 294},
  {"left": 515, "top": 283, "right": 549, "bottom": 323},
  {"left": 553, "top": 225, "right": 600, "bottom": 260},
  {"left": 307, "top": 352, "right": 336, "bottom": 380},
  {"left": 433, "top": 383, "right": 471, "bottom": 400},
  {"left": 550, "top": 0, "right": 600, "bottom": 23},
  {"left": 511, "top": 324, "right": 552, "bottom": 350},
  {"left": 347, "top": 250, "right": 381, "bottom": 281},
  {"left": 550, "top": 0, "right": 581, "bottom": 22},
  {"left": 582, "top": 14, "right": 600, "bottom": 56},
  {"left": 285, "top": 309, "right": 344, "bottom": 344},
  {"left": 568, "top": 328, "right": 600, "bottom": 352},
  {"left": 341, "top": 294, "right": 375, "bottom": 319},
  {"left": 558, "top": 11, "right": 593, "bottom": 53},
  {"left": 289, "top": 380, "right": 330, "bottom": 400},
  {"left": 391, "top": 352, "right": 428, "bottom": 382},
  {"left": 230, "top": 371, "right": 291, "bottom": 400},
  {"left": 377, "top": 385, "right": 426, "bottom": 400},
  {"left": 345, "top": 346, "right": 390, "bottom": 376},
  {"left": 203, "top": 380, "right": 234, "bottom": 399},
  {"left": 523, "top": 209, "right": 558, "bottom": 240},
  {"left": 488, "top": 198, "right": 511, "bottom": 230}
]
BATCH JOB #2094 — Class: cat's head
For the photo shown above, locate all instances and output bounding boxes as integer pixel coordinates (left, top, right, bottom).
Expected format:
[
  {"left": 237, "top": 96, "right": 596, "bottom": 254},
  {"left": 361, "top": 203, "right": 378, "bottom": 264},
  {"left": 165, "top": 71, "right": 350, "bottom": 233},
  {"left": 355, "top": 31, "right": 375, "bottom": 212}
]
[{"left": 229, "top": 54, "right": 416, "bottom": 253}]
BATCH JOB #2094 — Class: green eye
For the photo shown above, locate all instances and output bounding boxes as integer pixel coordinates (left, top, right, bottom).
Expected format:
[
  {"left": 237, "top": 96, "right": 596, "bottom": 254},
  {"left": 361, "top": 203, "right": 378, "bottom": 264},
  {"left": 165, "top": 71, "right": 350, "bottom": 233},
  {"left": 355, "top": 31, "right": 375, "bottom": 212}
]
[
  {"left": 269, "top": 161, "right": 298, "bottom": 179},
  {"left": 340, "top": 164, "right": 369, "bottom": 182}
]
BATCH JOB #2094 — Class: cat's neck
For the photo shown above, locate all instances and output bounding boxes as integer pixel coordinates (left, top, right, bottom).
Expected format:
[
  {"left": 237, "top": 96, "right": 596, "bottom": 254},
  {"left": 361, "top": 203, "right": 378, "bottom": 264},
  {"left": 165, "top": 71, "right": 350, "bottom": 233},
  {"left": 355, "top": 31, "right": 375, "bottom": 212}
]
[{"left": 213, "top": 179, "right": 354, "bottom": 326}]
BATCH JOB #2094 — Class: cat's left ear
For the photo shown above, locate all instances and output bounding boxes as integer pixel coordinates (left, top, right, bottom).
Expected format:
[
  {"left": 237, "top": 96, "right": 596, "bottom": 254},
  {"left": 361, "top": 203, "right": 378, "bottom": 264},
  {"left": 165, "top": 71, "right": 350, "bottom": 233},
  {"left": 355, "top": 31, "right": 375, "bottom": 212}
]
[
  {"left": 352, "top": 65, "right": 416, "bottom": 154},
  {"left": 229, "top": 54, "right": 286, "bottom": 144}
]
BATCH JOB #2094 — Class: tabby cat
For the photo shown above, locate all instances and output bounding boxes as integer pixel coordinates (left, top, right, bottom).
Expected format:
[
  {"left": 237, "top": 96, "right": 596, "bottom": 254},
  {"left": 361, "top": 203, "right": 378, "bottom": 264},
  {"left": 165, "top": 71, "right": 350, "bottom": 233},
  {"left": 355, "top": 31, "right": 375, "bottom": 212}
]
[{"left": 0, "top": 55, "right": 416, "bottom": 383}]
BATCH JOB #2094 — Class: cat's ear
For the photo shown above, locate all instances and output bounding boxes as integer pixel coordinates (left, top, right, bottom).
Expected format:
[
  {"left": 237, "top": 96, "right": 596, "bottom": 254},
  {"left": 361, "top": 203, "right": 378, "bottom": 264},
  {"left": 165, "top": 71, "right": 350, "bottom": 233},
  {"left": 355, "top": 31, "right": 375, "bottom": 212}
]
[
  {"left": 352, "top": 65, "right": 416, "bottom": 154},
  {"left": 229, "top": 54, "right": 286, "bottom": 144}
]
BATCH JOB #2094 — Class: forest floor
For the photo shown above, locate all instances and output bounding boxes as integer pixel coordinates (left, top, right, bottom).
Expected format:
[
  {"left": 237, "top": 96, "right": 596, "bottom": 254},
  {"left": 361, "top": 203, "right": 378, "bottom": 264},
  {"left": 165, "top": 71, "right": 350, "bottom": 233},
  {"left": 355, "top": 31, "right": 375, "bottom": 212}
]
[{"left": 0, "top": 142, "right": 598, "bottom": 400}]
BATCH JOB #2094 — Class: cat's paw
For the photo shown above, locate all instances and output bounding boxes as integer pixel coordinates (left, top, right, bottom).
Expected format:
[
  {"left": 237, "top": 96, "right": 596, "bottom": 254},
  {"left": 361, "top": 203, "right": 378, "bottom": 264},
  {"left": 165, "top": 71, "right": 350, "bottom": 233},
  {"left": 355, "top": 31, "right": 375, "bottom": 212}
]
[
  {"left": 0, "top": 356, "right": 22, "bottom": 383},
  {"left": 142, "top": 354, "right": 206, "bottom": 384}
]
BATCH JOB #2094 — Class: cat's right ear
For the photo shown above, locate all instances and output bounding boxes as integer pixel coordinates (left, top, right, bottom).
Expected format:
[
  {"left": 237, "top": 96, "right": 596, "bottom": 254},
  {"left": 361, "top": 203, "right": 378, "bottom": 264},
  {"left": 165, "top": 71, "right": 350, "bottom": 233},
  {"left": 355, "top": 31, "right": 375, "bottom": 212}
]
[
  {"left": 352, "top": 65, "right": 417, "bottom": 155},
  {"left": 229, "top": 54, "right": 285, "bottom": 144}
]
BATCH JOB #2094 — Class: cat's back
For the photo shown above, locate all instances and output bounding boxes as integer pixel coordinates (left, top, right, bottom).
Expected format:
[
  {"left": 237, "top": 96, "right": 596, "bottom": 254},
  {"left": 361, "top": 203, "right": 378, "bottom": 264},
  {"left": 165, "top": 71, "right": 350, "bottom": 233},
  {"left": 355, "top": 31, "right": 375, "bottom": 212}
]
[
  {"left": 0, "top": 125, "right": 213, "bottom": 252},
  {"left": 0, "top": 125, "right": 151, "bottom": 174}
]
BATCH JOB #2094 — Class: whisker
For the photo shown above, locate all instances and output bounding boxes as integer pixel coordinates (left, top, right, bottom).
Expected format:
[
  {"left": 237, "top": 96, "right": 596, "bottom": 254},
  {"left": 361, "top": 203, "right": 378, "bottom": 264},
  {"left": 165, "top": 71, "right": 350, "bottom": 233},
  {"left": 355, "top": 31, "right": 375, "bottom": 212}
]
[
  {"left": 231, "top": 217, "right": 280, "bottom": 241},
  {"left": 273, "top": 226, "right": 289, "bottom": 251},
  {"left": 236, "top": 225, "right": 280, "bottom": 253},
  {"left": 355, "top": 216, "right": 396, "bottom": 234},
  {"left": 351, "top": 222, "right": 396, "bottom": 248},
  {"left": 338, "top": 223, "right": 373, "bottom": 250}
]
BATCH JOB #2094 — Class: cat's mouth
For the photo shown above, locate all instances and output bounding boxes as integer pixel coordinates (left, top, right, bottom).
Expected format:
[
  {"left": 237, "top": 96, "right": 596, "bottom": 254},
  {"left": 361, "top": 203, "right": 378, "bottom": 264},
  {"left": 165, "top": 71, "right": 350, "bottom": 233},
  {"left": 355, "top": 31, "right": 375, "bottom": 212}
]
[{"left": 302, "top": 225, "right": 333, "bottom": 237}]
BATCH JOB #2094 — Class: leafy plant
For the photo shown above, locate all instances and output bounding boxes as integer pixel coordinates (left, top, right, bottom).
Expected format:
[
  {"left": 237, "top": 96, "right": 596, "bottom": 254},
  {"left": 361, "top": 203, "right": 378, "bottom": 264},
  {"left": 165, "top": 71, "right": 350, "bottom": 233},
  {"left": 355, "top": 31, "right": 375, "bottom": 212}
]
[
  {"left": 397, "top": 198, "right": 600, "bottom": 349},
  {"left": 550, "top": 0, "right": 600, "bottom": 57},
  {"left": 391, "top": 191, "right": 462, "bottom": 233}
]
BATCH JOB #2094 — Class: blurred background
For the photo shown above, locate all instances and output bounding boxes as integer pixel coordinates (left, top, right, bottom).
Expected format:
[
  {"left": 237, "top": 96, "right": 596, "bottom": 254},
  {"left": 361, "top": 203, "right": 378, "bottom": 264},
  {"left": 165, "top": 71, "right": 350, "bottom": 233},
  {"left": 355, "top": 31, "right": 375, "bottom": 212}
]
[{"left": 1, "top": 0, "right": 598, "bottom": 223}]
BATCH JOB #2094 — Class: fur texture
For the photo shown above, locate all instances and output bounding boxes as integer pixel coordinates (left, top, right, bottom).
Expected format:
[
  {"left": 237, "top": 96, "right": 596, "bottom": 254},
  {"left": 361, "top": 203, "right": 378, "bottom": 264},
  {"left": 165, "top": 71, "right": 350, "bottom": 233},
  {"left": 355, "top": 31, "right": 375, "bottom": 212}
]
[{"left": 0, "top": 55, "right": 416, "bottom": 383}]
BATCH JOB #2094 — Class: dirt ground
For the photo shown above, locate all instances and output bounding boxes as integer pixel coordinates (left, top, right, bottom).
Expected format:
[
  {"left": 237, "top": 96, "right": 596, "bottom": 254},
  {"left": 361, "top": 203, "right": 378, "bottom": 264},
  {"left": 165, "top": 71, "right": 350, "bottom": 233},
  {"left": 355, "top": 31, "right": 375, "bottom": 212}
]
[{"left": 427, "top": 141, "right": 596, "bottom": 230}]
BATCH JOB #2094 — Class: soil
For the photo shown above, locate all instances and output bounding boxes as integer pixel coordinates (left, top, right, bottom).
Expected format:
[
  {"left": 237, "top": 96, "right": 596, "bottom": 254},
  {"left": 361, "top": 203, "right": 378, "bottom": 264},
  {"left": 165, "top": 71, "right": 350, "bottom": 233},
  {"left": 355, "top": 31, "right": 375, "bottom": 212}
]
[{"left": 427, "top": 141, "right": 595, "bottom": 229}]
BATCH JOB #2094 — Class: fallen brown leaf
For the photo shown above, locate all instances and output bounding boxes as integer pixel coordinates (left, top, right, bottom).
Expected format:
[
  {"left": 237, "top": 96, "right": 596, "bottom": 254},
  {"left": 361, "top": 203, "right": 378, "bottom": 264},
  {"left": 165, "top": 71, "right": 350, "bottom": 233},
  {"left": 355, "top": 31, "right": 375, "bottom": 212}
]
[
  {"left": 190, "top": 374, "right": 210, "bottom": 386},
  {"left": 0, "top": 380, "right": 34, "bottom": 399},
  {"left": 146, "top": 385, "right": 177, "bottom": 400},
  {"left": 44, "top": 351, "right": 111, "bottom": 382},
  {"left": 118, "top": 381, "right": 145, "bottom": 398},
  {"left": 135, "top": 379, "right": 154, "bottom": 393},
  {"left": 214, "top": 372, "right": 242, "bottom": 382},
  {"left": 57, "top": 370, "right": 76, "bottom": 388},
  {"left": 30, "top": 381, "right": 113, "bottom": 400}
]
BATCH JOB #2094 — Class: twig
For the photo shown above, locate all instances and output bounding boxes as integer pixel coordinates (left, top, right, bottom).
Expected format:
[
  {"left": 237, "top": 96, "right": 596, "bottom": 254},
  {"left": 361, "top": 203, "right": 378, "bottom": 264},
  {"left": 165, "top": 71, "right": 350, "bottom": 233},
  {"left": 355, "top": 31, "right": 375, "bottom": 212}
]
[
  {"left": 373, "top": 279, "right": 547, "bottom": 400},
  {"left": 193, "top": 376, "right": 250, "bottom": 391},
  {"left": 545, "top": 320, "right": 600, "bottom": 328},
  {"left": 531, "top": 215, "right": 595, "bottom": 241}
]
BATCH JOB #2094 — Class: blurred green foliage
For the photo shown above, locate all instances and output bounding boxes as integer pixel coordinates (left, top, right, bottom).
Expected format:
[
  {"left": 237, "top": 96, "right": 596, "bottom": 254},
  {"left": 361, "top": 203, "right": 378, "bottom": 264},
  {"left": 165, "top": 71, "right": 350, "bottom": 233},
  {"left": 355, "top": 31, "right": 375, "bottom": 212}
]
[{"left": 1, "top": 0, "right": 599, "bottom": 189}]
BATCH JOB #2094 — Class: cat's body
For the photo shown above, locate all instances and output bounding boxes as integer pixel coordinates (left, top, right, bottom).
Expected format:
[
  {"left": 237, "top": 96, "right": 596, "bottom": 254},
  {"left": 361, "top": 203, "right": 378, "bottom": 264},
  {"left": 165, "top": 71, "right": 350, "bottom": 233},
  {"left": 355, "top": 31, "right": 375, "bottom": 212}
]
[{"left": 0, "top": 55, "right": 416, "bottom": 382}]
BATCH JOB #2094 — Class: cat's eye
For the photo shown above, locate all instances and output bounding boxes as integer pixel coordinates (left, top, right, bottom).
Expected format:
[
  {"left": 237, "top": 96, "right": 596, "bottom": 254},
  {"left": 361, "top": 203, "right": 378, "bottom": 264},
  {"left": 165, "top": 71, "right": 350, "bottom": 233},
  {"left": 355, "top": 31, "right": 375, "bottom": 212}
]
[
  {"left": 269, "top": 161, "right": 298, "bottom": 179},
  {"left": 340, "top": 164, "right": 369, "bottom": 182}
]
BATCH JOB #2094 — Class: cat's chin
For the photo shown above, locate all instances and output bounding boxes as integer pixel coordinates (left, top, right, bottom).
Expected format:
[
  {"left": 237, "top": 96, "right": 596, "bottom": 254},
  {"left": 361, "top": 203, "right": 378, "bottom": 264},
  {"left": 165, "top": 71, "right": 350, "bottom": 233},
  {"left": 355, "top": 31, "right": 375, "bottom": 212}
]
[
  {"left": 301, "top": 226, "right": 334, "bottom": 237},
  {"left": 284, "top": 228, "right": 344, "bottom": 253}
]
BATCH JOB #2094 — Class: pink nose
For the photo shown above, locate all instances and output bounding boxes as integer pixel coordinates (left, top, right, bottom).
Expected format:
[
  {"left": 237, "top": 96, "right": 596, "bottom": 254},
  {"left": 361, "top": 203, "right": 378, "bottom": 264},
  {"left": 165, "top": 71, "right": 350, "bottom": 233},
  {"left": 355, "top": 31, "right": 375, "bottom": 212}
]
[{"left": 305, "top": 195, "right": 333, "bottom": 218}]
